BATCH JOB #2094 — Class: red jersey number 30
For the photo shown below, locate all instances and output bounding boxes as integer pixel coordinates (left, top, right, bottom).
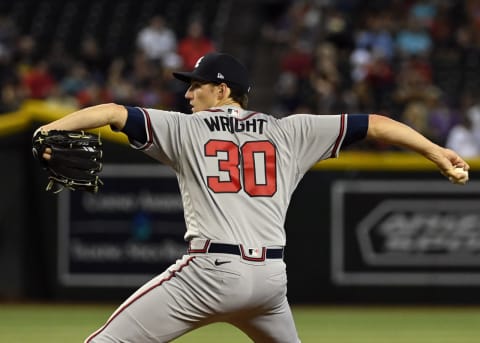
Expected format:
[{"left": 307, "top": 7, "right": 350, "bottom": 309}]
[{"left": 204, "top": 140, "right": 277, "bottom": 197}]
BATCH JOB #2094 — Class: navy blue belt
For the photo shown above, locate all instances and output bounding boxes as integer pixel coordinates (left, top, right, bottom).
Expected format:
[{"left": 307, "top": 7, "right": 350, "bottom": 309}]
[
  {"left": 189, "top": 240, "right": 284, "bottom": 261},
  {"left": 208, "top": 243, "right": 284, "bottom": 259}
]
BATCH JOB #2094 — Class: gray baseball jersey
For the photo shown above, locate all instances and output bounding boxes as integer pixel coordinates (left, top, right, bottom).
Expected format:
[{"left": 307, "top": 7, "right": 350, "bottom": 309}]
[
  {"left": 86, "top": 106, "right": 364, "bottom": 343},
  {"left": 132, "top": 105, "right": 346, "bottom": 247}
]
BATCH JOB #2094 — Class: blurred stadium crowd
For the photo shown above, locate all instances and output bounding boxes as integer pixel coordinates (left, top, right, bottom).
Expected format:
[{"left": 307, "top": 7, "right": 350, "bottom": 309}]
[{"left": 1, "top": 0, "right": 480, "bottom": 156}]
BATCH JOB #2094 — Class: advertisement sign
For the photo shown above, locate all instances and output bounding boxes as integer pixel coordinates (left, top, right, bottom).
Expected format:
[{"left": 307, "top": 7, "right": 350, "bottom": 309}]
[
  {"left": 57, "top": 164, "right": 186, "bottom": 287},
  {"left": 331, "top": 180, "right": 480, "bottom": 286}
]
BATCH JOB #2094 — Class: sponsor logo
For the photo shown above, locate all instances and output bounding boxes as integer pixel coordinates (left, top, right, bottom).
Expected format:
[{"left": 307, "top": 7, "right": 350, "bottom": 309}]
[
  {"left": 357, "top": 200, "right": 480, "bottom": 266},
  {"left": 214, "top": 259, "right": 231, "bottom": 266},
  {"left": 331, "top": 180, "right": 480, "bottom": 285}
]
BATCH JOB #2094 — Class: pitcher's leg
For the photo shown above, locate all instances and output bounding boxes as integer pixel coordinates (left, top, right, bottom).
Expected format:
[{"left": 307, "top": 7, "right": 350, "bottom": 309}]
[
  {"left": 232, "top": 298, "right": 301, "bottom": 343},
  {"left": 85, "top": 256, "right": 200, "bottom": 343}
]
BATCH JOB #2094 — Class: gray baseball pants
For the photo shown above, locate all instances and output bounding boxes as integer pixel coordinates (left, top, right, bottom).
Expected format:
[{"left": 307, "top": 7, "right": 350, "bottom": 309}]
[{"left": 84, "top": 247, "right": 301, "bottom": 342}]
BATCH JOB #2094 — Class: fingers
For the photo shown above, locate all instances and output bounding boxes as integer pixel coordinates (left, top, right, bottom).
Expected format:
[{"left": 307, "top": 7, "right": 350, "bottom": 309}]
[
  {"left": 437, "top": 148, "right": 470, "bottom": 184},
  {"left": 459, "top": 161, "right": 470, "bottom": 171},
  {"left": 446, "top": 166, "right": 469, "bottom": 185},
  {"left": 43, "top": 147, "right": 52, "bottom": 161},
  {"left": 451, "top": 155, "right": 470, "bottom": 171}
]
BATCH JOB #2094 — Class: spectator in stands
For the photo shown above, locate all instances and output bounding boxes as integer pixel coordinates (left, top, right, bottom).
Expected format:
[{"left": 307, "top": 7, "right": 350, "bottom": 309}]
[
  {"left": 261, "top": 1, "right": 311, "bottom": 46},
  {"left": 160, "top": 51, "right": 187, "bottom": 111},
  {"left": 22, "top": 59, "right": 55, "bottom": 99},
  {"left": 350, "top": 43, "right": 372, "bottom": 85},
  {"left": 429, "top": 2, "right": 458, "bottom": 47},
  {"left": 355, "top": 11, "right": 395, "bottom": 62},
  {"left": 466, "top": 92, "right": 480, "bottom": 149},
  {"left": 364, "top": 51, "right": 395, "bottom": 110},
  {"left": 456, "top": 23, "right": 480, "bottom": 97},
  {"left": 0, "top": 15, "right": 17, "bottom": 61},
  {"left": 349, "top": 40, "right": 372, "bottom": 112},
  {"left": 392, "top": 54, "right": 439, "bottom": 116},
  {"left": 310, "top": 42, "right": 342, "bottom": 114},
  {"left": 425, "top": 90, "right": 458, "bottom": 145},
  {"left": 44, "top": 84, "right": 77, "bottom": 109},
  {"left": 280, "top": 38, "right": 313, "bottom": 79},
  {"left": 297, "top": 2, "right": 322, "bottom": 47},
  {"left": 465, "top": 0, "right": 480, "bottom": 30},
  {"left": 47, "top": 42, "right": 74, "bottom": 84},
  {"left": 177, "top": 20, "right": 215, "bottom": 70},
  {"left": 272, "top": 71, "right": 303, "bottom": 116},
  {"left": 272, "top": 38, "right": 315, "bottom": 116},
  {"left": 401, "top": 101, "right": 433, "bottom": 140},
  {"left": 78, "top": 36, "right": 109, "bottom": 83},
  {"left": 409, "top": 0, "right": 437, "bottom": 30},
  {"left": 129, "top": 51, "right": 157, "bottom": 89},
  {"left": 446, "top": 111, "right": 480, "bottom": 158},
  {"left": 136, "top": 15, "right": 178, "bottom": 68},
  {"left": 0, "top": 54, "right": 24, "bottom": 113},
  {"left": 322, "top": 6, "right": 352, "bottom": 51},
  {"left": 0, "top": 81, "right": 24, "bottom": 113},
  {"left": 129, "top": 51, "right": 162, "bottom": 108},
  {"left": 75, "top": 82, "right": 112, "bottom": 108},
  {"left": 14, "top": 35, "right": 36, "bottom": 77},
  {"left": 106, "top": 58, "right": 137, "bottom": 106},
  {"left": 60, "top": 62, "right": 90, "bottom": 99},
  {"left": 395, "top": 16, "right": 433, "bottom": 58}
]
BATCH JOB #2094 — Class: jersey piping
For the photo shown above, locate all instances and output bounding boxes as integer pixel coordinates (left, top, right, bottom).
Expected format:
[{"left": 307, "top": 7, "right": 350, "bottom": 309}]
[
  {"left": 140, "top": 107, "right": 154, "bottom": 149},
  {"left": 331, "top": 114, "right": 346, "bottom": 158}
]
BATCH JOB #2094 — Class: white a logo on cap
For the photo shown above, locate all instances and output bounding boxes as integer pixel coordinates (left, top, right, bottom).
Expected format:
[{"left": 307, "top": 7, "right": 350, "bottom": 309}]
[
  {"left": 217, "top": 72, "right": 225, "bottom": 79},
  {"left": 194, "top": 56, "right": 205, "bottom": 68}
]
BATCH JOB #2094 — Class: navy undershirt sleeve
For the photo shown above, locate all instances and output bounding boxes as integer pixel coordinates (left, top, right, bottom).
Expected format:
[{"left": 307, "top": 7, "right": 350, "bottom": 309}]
[
  {"left": 342, "top": 114, "right": 369, "bottom": 148},
  {"left": 121, "top": 106, "right": 148, "bottom": 144}
]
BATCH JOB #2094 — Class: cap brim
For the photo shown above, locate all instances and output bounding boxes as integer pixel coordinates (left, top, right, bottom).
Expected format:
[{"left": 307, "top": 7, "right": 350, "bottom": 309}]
[
  {"left": 172, "top": 71, "right": 209, "bottom": 84},
  {"left": 173, "top": 71, "right": 250, "bottom": 94}
]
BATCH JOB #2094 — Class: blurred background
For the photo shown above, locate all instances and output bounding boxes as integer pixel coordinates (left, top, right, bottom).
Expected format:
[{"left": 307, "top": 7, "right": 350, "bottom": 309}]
[{"left": 1, "top": 0, "right": 480, "bottom": 306}]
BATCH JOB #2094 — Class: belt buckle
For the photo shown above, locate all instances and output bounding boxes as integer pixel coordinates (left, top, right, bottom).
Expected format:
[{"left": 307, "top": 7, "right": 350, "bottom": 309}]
[{"left": 240, "top": 245, "right": 266, "bottom": 262}]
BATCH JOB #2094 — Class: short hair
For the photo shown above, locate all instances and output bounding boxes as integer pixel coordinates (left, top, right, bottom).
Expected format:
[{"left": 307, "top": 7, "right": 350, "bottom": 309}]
[
  {"left": 203, "top": 81, "right": 249, "bottom": 108},
  {"left": 229, "top": 87, "right": 249, "bottom": 108}
]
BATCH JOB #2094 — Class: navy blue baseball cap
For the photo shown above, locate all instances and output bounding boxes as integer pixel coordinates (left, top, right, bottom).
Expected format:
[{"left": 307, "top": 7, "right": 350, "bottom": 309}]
[{"left": 173, "top": 52, "right": 251, "bottom": 94}]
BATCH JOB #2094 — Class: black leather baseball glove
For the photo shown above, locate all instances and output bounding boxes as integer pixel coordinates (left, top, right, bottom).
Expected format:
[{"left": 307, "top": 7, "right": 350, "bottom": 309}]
[{"left": 32, "top": 130, "right": 103, "bottom": 193}]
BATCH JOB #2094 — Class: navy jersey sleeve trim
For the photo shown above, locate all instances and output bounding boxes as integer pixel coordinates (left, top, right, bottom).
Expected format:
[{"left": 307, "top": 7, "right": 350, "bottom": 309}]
[
  {"left": 342, "top": 114, "right": 369, "bottom": 148},
  {"left": 117, "top": 106, "right": 153, "bottom": 150}
]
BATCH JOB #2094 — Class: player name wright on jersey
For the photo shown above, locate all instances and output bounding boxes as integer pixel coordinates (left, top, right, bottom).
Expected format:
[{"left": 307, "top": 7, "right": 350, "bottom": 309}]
[{"left": 203, "top": 114, "right": 267, "bottom": 134}]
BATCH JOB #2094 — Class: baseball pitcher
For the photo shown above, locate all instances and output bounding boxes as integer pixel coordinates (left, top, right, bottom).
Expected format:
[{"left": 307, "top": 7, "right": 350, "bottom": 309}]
[{"left": 35, "top": 53, "right": 469, "bottom": 342}]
